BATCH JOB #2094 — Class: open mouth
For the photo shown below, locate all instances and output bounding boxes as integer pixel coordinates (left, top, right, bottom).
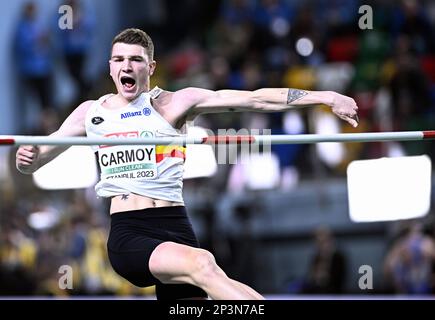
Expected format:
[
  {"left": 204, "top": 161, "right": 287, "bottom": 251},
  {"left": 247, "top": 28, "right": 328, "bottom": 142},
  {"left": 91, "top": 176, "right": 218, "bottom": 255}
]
[{"left": 120, "top": 76, "right": 136, "bottom": 90}]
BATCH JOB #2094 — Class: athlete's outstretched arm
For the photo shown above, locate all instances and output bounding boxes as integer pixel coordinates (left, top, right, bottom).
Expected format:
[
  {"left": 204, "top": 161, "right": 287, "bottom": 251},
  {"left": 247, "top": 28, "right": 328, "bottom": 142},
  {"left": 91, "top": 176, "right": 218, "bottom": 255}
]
[
  {"left": 16, "top": 100, "right": 93, "bottom": 174},
  {"left": 183, "top": 87, "right": 359, "bottom": 128}
]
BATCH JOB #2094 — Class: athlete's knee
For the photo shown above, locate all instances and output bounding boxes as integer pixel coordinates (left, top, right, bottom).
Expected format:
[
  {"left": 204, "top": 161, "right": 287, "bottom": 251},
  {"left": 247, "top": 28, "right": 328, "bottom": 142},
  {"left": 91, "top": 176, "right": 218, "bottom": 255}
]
[{"left": 190, "top": 249, "right": 222, "bottom": 286}]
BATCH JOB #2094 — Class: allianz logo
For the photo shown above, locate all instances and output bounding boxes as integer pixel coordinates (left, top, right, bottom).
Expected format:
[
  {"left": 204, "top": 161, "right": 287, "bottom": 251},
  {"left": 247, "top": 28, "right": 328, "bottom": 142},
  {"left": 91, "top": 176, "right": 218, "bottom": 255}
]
[{"left": 121, "top": 107, "right": 152, "bottom": 119}]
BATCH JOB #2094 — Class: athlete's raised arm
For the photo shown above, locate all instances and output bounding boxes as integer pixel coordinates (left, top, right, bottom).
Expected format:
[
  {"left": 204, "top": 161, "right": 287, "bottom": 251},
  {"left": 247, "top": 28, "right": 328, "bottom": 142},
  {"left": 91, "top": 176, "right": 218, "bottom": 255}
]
[{"left": 178, "top": 87, "right": 359, "bottom": 128}]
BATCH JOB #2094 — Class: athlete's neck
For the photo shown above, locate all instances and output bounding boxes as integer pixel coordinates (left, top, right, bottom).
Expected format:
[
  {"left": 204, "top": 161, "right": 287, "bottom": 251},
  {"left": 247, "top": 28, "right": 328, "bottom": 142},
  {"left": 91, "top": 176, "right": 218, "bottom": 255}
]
[{"left": 117, "top": 90, "right": 148, "bottom": 105}]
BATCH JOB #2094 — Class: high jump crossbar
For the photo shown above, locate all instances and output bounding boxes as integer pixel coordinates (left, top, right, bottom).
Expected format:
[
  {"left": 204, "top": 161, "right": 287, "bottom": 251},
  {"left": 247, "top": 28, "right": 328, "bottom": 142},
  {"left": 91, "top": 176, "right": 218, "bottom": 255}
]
[{"left": 0, "top": 131, "right": 434, "bottom": 146}]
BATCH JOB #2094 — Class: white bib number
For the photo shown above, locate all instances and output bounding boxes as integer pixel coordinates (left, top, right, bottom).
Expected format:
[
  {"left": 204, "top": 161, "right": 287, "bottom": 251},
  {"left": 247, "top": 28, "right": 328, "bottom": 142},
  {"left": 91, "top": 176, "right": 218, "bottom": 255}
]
[{"left": 98, "top": 146, "right": 157, "bottom": 180}]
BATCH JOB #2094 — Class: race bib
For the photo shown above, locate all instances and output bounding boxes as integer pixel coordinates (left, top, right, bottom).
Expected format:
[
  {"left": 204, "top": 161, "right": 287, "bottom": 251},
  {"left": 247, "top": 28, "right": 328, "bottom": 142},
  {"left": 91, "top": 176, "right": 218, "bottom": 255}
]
[{"left": 98, "top": 145, "right": 157, "bottom": 180}]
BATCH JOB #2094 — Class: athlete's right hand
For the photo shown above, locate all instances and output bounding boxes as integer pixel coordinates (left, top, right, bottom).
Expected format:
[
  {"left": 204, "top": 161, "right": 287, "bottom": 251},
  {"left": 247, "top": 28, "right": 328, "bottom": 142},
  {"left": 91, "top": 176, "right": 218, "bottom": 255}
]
[{"left": 16, "top": 145, "right": 40, "bottom": 174}]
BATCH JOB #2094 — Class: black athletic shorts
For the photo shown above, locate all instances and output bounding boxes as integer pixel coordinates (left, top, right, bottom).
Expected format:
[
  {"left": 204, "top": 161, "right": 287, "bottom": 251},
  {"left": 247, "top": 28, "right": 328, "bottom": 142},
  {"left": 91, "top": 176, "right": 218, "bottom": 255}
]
[{"left": 107, "top": 206, "right": 208, "bottom": 300}]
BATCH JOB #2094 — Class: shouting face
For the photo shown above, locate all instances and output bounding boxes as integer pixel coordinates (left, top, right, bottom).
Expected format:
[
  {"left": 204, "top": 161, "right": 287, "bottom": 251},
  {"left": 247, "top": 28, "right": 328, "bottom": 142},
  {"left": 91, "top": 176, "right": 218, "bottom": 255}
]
[{"left": 109, "top": 42, "right": 156, "bottom": 102}]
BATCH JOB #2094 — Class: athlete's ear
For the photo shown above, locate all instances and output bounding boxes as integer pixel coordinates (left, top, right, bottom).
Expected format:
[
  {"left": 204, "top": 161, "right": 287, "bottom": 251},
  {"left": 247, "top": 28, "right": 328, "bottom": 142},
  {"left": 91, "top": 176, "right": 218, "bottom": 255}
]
[{"left": 149, "top": 60, "right": 156, "bottom": 76}]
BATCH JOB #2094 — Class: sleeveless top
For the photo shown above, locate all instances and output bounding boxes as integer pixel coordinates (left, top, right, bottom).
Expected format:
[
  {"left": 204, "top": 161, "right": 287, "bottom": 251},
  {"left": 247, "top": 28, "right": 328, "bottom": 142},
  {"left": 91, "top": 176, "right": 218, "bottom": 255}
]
[{"left": 85, "top": 87, "right": 185, "bottom": 203}]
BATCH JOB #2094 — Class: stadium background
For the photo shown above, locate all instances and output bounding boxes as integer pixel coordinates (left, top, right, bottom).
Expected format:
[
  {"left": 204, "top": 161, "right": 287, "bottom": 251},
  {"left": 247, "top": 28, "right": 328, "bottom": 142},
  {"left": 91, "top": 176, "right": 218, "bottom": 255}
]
[{"left": 0, "top": 0, "right": 434, "bottom": 297}]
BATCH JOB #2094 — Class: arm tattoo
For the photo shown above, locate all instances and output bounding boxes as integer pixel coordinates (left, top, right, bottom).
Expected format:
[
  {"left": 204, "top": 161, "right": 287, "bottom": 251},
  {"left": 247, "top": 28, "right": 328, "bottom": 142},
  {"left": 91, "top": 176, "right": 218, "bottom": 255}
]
[
  {"left": 121, "top": 194, "right": 129, "bottom": 201},
  {"left": 287, "top": 88, "right": 308, "bottom": 104}
]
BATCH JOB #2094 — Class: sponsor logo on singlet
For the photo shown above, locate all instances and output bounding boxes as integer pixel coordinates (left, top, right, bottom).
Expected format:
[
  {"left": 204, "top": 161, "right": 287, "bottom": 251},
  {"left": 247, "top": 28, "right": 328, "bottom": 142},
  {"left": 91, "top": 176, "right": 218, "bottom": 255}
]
[
  {"left": 140, "top": 130, "right": 153, "bottom": 138},
  {"left": 99, "top": 131, "right": 140, "bottom": 148},
  {"left": 91, "top": 116, "right": 104, "bottom": 125},
  {"left": 120, "top": 107, "right": 152, "bottom": 119},
  {"left": 142, "top": 107, "right": 151, "bottom": 116},
  {"left": 120, "top": 111, "right": 142, "bottom": 119}
]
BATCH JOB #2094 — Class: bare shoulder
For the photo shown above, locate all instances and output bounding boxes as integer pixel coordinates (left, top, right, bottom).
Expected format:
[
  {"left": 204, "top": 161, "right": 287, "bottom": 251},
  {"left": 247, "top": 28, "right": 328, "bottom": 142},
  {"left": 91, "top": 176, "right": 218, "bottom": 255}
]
[
  {"left": 59, "top": 100, "right": 95, "bottom": 132},
  {"left": 152, "top": 87, "right": 214, "bottom": 126},
  {"left": 153, "top": 87, "right": 214, "bottom": 107},
  {"left": 74, "top": 100, "right": 95, "bottom": 114},
  {"left": 68, "top": 100, "right": 95, "bottom": 120}
]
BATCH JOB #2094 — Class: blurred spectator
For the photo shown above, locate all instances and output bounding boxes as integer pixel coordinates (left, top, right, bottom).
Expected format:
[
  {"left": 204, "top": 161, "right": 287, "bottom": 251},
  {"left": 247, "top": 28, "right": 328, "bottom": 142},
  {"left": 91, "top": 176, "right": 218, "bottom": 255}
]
[
  {"left": 0, "top": 226, "right": 38, "bottom": 295},
  {"left": 389, "top": 38, "right": 432, "bottom": 129},
  {"left": 57, "top": 0, "right": 95, "bottom": 103},
  {"left": 302, "top": 226, "right": 347, "bottom": 294},
  {"left": 14, "top": 1, "right": 54, "bottom": 131},
  {"left": 383, "top": 221, "right": 435, "bottom": 294}
]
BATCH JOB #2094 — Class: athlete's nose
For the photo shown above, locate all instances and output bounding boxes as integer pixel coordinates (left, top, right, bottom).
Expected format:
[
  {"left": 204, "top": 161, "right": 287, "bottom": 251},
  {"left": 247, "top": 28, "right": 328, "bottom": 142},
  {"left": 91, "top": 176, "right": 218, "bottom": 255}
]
[{"left": 122, "top": 58, "right": 133, "bottom": 71}]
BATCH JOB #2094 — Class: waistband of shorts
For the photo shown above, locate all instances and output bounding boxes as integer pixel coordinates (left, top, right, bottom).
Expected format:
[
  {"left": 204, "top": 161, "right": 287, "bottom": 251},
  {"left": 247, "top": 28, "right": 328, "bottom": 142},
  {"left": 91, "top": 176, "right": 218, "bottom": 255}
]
[{"left": 110, "top": 206, "right": 187, "bottom": 220}]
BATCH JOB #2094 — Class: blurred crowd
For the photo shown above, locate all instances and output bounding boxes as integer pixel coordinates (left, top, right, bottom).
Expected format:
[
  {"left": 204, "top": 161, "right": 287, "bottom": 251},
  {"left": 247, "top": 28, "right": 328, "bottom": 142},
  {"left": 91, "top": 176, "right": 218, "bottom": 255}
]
[{"left": 1, "top": 0, "right": 435, "bottom": 296}]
